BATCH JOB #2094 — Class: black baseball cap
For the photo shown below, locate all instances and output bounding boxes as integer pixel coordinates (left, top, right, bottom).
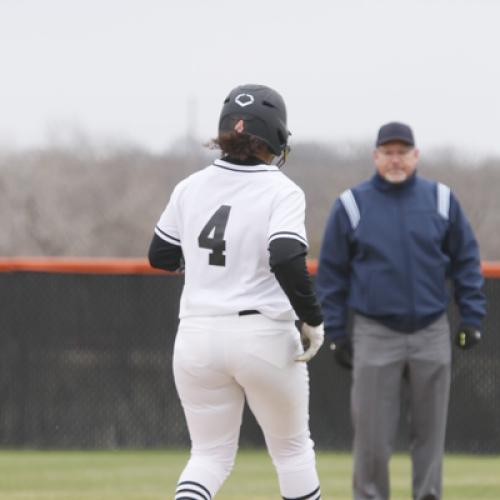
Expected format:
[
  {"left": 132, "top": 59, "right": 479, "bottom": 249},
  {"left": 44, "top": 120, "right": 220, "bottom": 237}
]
[{"left": 376, "top": 122, "right": 415, "bottom": 147}]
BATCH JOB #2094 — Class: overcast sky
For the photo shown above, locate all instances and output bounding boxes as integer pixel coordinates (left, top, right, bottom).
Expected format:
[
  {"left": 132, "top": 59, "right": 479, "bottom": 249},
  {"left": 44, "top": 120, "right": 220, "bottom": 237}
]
[{"left": 1, "top": 0, "right": 499, "bottom": 158}]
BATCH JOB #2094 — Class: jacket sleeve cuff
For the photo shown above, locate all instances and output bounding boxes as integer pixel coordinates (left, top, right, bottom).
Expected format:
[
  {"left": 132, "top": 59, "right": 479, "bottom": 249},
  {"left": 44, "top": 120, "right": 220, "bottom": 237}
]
[{"left": 460, "top": 318, "right": 482, "bottom": 330}]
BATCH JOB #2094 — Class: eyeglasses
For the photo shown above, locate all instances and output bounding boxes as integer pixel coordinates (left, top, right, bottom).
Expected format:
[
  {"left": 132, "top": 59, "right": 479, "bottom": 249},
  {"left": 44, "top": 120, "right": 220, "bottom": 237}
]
[{"left": 377, "top": 147, "right": 414, "bottom": 158}]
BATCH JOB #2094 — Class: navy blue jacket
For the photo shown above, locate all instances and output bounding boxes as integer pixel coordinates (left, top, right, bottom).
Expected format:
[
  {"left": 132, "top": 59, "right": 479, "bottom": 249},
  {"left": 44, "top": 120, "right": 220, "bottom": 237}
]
[{"left": 316, "top": 171, "right": 486, "bottom": 340}]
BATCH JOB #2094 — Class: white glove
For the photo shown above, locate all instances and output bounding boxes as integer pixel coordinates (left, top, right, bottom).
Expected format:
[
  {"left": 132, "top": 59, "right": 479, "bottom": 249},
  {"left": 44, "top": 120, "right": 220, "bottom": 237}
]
[{"left": 295, "top": 322, "right": 325, "bottom": 362}]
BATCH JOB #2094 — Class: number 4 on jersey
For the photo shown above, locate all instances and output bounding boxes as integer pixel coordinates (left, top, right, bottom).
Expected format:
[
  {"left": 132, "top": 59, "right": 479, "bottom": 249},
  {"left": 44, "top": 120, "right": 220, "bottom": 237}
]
[{"left": 198, "top": 205, "right": 232, "bottom": 266}]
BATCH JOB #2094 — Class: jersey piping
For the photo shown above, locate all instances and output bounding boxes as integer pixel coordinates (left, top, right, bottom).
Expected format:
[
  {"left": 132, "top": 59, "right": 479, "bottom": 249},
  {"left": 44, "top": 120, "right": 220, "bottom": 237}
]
[
  {"left": 269, "top": 231, "right": 308, "bottom": 247},
  {"left": 154, "top": 225, "right": 181, "bottom": 246},
  {"left": 213, "top": 158, "right": 280, "bottom": 173}
]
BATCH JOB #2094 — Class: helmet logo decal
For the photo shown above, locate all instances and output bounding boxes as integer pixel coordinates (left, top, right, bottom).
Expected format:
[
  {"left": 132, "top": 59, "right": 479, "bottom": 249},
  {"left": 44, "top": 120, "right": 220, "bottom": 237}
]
[
  {"left": 235, "top": 93, "right": 254, "bottom": 107},
  {"left": 234, "top": 119, "right": 245, "bottom": 134}
]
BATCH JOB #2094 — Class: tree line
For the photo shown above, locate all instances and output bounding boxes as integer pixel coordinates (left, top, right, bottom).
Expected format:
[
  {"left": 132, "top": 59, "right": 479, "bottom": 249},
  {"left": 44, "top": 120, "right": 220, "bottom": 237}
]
[{"left": 1, "top": 141, "right": 499, "bottom": 259}]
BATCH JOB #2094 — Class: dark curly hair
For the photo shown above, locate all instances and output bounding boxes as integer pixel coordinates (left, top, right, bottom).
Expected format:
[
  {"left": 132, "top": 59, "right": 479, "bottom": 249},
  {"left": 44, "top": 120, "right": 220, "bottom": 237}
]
[{"left": 207, "top": 132, "right": 271, "bottom": 161}]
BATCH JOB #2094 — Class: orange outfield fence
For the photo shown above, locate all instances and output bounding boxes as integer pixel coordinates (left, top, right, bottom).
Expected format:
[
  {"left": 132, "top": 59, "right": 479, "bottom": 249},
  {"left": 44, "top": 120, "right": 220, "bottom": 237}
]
[
  {"left": 0, "top": 257, "right": 171, "bottom": 275},
  {"left": 0, "top": 257, "right": 500, "bottom": 277}
]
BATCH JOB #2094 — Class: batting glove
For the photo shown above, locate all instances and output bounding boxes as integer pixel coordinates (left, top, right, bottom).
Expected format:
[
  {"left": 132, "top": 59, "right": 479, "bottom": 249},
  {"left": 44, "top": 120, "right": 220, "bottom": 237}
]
[
  {"left": 455, "top": 324, "right": 481, "bottom": 350},
  {"left": 296, "top": 322, "right": 324, "bottom": 362},
  {"left": 330, "top": 337, "right": 353, "bottom": 370}
]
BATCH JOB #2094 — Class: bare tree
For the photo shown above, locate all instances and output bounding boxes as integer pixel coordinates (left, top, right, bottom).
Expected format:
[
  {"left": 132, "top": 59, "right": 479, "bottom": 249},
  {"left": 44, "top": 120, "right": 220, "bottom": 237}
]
[{"left": 1, "top": 141, "right": 499, "bottom": 259}]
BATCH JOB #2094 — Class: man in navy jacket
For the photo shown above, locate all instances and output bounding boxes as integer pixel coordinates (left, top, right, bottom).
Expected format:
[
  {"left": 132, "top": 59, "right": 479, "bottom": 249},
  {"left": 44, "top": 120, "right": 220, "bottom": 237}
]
[{"left": 316, "top": 122, "right": 486, "bottom": 500}]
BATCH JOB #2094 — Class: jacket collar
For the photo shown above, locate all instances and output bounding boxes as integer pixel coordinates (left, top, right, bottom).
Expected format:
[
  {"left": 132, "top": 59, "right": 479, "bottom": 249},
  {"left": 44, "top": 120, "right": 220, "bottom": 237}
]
[{"left": 371, "top": 170, "right": 417, "bottom": 191}]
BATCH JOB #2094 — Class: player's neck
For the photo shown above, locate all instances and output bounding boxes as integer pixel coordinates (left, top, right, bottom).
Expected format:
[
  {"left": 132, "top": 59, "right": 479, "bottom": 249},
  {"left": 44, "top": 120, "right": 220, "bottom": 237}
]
[{"left": 224, "top": 155, "right": 266, "bottom": 166}]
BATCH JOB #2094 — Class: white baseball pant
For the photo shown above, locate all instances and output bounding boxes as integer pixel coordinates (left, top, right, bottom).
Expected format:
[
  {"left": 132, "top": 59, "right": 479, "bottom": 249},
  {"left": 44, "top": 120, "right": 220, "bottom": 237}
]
[{"left": 172, "top": 314, "right": 321, "bottom": 499}]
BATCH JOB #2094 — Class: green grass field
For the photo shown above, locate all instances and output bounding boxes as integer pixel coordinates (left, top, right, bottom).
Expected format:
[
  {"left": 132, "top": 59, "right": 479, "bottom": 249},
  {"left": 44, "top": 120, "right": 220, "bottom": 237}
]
[{"left": 0, "top": 449, "right": 499, "bottom": 499}]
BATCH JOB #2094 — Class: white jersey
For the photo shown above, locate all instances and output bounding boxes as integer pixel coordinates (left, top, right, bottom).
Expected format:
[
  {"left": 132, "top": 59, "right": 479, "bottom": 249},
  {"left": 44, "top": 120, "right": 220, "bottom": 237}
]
[{"left": 155, "top": 158, "right": 308, "bottom": 321}]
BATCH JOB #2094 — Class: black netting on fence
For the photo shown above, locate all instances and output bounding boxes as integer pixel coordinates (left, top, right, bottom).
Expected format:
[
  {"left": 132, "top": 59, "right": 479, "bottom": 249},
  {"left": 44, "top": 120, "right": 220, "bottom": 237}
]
[{"left": 1, "top": 272, "right": 499, "bottom": 452}]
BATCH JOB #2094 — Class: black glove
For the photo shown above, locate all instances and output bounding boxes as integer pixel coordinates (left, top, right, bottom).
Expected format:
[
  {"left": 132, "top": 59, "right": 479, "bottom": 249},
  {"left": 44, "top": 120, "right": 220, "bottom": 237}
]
[
  {"left": 455, "top": 324, "right": 481, "bottom": 350},
  {"left": 330, "top": 337, "right": 353, "bottom": 370}
]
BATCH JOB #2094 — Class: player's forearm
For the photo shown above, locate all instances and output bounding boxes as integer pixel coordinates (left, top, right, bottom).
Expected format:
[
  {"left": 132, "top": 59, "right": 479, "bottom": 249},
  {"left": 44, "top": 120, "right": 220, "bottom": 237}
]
[
  {"left": 148, "top": 233, "right": 183, "bottom": 271},
  {"left": 269, "top": 239, "right": 323, "bottom": 326}
]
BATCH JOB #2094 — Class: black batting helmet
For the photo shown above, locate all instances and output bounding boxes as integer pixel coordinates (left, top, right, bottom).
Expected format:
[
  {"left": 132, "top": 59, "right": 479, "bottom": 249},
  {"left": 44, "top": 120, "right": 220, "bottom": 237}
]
[{"left": 218, "top": 84, "right": 290, "bottom": 156}]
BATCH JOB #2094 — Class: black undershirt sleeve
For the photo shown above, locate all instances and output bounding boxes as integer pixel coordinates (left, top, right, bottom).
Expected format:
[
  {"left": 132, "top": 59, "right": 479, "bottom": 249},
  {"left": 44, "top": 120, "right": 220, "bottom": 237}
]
[
  {"left": 269, "top": 238, "right": 323, "bottom": 326},
  {"left": 148, "top": 233, "right": 183, "bottom": 271}
]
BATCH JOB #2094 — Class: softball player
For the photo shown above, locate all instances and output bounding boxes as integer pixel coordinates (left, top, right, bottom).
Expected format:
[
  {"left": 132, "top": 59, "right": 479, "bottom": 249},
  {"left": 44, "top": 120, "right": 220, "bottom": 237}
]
[{"left": 149, "top": 84, "right": 324, "bottom": 500}]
